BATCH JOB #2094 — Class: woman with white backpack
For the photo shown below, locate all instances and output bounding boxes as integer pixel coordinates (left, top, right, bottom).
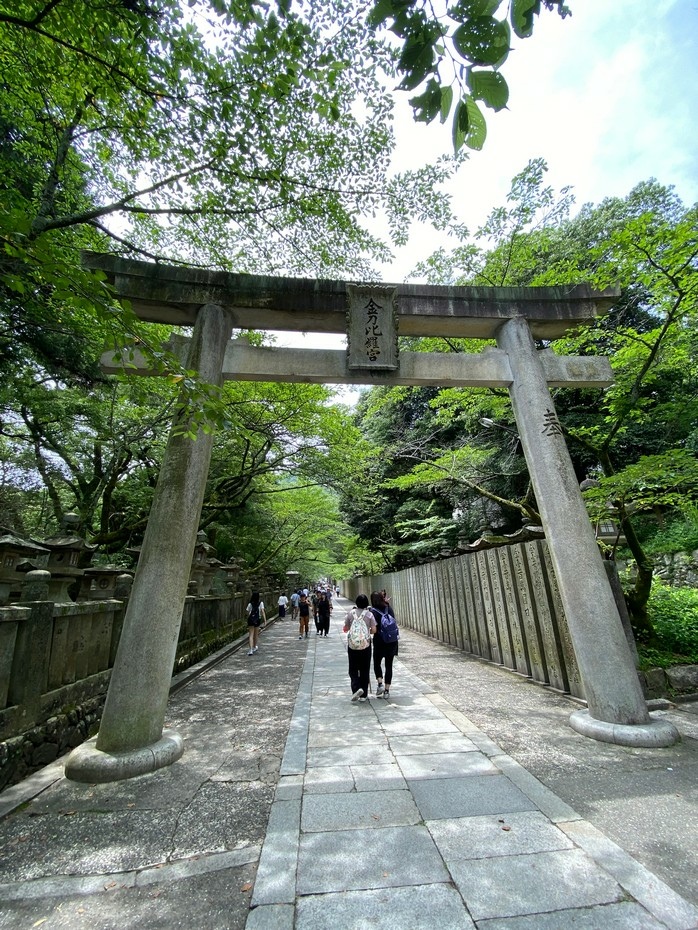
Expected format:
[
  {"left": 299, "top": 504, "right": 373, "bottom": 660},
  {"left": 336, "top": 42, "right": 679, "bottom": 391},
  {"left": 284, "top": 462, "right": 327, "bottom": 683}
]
[{"left": 342, "top": 594, "right": 377, "bottom": 702}]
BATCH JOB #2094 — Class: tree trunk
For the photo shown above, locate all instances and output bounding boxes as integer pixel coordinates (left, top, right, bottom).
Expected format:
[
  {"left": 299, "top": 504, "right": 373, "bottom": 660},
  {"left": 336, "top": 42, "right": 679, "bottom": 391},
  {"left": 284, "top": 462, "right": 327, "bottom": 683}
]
[{"left": 618, "top": 504, "right": 657, "bottom": 642}]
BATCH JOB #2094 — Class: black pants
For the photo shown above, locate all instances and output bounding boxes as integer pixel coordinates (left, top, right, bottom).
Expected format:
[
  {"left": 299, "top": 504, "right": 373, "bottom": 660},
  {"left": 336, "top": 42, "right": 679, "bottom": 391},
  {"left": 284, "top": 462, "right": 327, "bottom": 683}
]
[
  {"left": 318, "top": 612, "right": 330, "bottom": 635},
  {"left": 347, "top": 645, "right": 371, "bottom": 696},
  {"left": 373, "top": 640, "right": 398, "bottom": 686}
]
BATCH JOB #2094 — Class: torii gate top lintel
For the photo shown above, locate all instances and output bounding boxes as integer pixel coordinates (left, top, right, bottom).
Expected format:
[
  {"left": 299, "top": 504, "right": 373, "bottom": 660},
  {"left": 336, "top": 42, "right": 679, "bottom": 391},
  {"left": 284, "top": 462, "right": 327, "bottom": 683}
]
[{"left": 83, "top": 252, "right": 619, "bottom": 340}]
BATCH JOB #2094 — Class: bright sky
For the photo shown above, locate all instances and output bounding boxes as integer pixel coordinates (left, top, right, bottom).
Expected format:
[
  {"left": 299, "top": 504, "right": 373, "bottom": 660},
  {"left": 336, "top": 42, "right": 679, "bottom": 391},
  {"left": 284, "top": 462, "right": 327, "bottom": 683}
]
[
  {"left": 383, "top": 0, "right": 698, "bottom": 281},
  {"left": 272, "top": 0, "right": 697, "bottom": 385}
]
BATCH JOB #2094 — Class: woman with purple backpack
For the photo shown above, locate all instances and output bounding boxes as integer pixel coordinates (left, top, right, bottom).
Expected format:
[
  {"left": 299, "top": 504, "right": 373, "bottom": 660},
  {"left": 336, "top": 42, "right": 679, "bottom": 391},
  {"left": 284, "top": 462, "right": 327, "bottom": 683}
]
[{"left": 370, "top": 590, "right": 399, "bottom": 700}]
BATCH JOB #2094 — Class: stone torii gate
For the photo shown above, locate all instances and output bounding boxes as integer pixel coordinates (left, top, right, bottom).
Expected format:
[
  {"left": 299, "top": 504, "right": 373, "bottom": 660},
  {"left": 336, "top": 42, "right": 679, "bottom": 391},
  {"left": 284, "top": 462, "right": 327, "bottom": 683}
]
[{"left": 65, "top": 255, "right": 678, "bottom": 783}]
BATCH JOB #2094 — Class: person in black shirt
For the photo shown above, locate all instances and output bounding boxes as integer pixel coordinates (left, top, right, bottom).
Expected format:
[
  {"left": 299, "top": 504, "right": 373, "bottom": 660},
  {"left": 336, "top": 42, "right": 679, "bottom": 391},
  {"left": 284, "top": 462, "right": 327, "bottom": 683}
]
[
  {"left": 317, "top": 591, "right": 332, "bottom": 636},
  {"left": 298, "top": 593, "right": 311, "bottom": 639},
  {"left": 370, "top": 590, "right": 398, "bottom": 699}
]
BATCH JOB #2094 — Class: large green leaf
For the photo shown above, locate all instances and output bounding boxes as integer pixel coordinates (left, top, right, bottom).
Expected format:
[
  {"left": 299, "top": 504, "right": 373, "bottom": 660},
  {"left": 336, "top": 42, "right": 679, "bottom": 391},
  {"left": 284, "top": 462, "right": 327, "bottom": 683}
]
[
  {"left": 452, "top": 16, "right": 510, "bottom": 67},
  {"left": 409, "top": 79, "right": 443, "bottom": 123},
  {"left": 464, "top": 96, "right": 487, "bottom": 149},
  {"left": 467, "top": 69, "right": 509, "bottom": 111},
  {"left": 449, "top": 0, "right": 502, "bottom": 19},
  {"left": 452, "top": 97, "right": 469, "bottom": 152},
  {"left": 510, "top": 0, "right": 541, "bottom": 38}
]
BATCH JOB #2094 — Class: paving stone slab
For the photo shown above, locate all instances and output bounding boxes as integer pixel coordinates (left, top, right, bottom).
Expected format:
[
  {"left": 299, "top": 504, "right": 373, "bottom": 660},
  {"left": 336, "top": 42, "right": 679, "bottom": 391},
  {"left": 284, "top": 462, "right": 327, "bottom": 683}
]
[
  {"left": 387, "top": 732, "right": 479, "bottom": 755},
  {"left": 172, "top": 780, "right": 274, "bottom": 858},
  {"left": 350, "top": 762, "right": 407, "bottom": 792},
  {"left": 409, "top": 774, "right": 537, "bottom": 821},
  {"left": 246, "top": 903, "right": 294, "bottom": 930},
  {"left": 427, "top": 810, "right": 574, "bottom": 861},
  {"left": 301, "top": 788, "right": 420, "bottom": 832},
  {"left": 396, "top": 750, "right": 499, "bottom": 780},
  {"left": 210, "top": 751, "right": 279, "bottom": 783},
  {"left": 560, "top": 818, "right": 698, "bottom": 930},
  {"left": 306, "top": 744, "right": 389, "bottom": 768},
  {"left": 377, "top": 717, "right": 462, "bottom": 737},
  {"left": 251, "top": 799, "right": 300, "bottom": 907},
  {"left": 476, "top": 900, "right": 668, "bottom": 930},
  {"left": 295, "top": 882, "right": 476, "bottom": 930},
  {"left": 303, "top": 765, "right": 354, "bottom": 793},
  {"left": 449, "top": 848, "right": 623, "bottom": 920},
  {"left": 297, "top": 825, "right": 450, "bottom": 895},
  {"left": 307, "top": 729, "right": 381, "bottom": 748},
  {"left": 23, "top": 760, "right": 210, "bottom": 814},
  {"left": 0, "top": 863, "right": 256, "bottom": 930},
  {"left": 275, "top": 775, "right": 303, "bottom": 801}
]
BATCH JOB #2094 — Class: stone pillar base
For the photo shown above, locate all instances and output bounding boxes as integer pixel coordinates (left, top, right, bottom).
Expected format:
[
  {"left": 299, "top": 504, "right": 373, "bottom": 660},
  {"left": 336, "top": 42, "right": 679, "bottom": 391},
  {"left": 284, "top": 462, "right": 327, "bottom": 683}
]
[
  {"left": 64, "top": 729, "right": 184, "bottom": 783},
  {"left": 569, "top": 709, "right": 679, "bottom": 748}
]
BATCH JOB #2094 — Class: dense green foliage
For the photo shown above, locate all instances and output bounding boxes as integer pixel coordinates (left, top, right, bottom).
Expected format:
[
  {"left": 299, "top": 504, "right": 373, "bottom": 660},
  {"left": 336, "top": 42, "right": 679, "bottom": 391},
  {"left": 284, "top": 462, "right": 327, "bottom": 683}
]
[
  {"left": 641, "top": 506, "right": 698, "bottom": 557},
  {"left": 1, "top": 0, "right": 474, "bottom": 397},
  {"left": 0, "top": 363, "right": 376, "bottom": 581},
  {"left": 637, "top": 581, "right": 698, "bottom": 668}
]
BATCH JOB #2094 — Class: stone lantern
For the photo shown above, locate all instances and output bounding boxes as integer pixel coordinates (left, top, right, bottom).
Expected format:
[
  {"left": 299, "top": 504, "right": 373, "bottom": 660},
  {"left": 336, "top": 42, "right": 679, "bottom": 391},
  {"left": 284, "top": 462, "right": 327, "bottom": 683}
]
[
  {"left": 580, "top": 478, "right": 627, "bottom": 547},
  {"left": 78, "top": 566, "right": 135, "bottom": 601},
  {"left": 34, "top": 533, "right": 96, "bottom": 603},
  {"left": 220, "top": 558, "right": 243, "bottom": 594},
  {"left": 189, "top": 530, "right": 218, "bottom": 595},
  {"left": 0, "top": 534, "right": 49, "bottom": 604}
]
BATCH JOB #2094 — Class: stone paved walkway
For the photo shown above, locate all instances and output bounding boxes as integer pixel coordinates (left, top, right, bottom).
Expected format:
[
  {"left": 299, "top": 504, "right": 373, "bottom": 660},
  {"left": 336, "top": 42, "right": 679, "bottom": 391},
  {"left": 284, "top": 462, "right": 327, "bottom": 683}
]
[
  {"left": 248, "top": 615, "right": 698, "bottom": 929},
  {"left": 1, "top": 597, "right": 697, "bottom": 930}
]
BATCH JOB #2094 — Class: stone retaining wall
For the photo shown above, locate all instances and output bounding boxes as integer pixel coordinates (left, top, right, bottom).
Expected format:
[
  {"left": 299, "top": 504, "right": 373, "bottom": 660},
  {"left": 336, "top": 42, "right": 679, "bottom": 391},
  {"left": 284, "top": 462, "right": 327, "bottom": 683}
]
[{"left": 0, "top": 589, "right": 272, "bottom": 789}]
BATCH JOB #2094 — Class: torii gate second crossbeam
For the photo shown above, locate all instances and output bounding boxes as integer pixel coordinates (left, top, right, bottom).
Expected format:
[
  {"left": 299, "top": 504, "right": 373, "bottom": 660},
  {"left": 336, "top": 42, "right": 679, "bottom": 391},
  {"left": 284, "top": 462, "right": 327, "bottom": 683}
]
[{"left": 65, "top": 256, "right": 678, "bottom": 784}]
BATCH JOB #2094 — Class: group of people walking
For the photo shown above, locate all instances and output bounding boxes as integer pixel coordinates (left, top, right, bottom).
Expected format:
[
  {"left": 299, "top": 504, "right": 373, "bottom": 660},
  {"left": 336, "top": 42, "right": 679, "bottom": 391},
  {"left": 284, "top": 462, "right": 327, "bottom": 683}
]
[
  {"left": 245, "top": 586, "right": 399, "bottom": 703},
  {"left": 342, "top": 590, "right": 399, "bottom": 702},
  {"left": 246, "top": 585, "right": 336, "bottom": 652},
  {"left": 279, "top": 587, "right": 334, "bottom": 639}
]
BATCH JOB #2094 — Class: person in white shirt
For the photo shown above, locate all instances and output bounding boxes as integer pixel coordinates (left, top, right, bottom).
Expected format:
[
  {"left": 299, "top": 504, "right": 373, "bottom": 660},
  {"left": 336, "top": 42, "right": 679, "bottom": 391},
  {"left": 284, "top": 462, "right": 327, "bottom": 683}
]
[{"left": 277, "top": 592, "right": 289, "bottom": 620}]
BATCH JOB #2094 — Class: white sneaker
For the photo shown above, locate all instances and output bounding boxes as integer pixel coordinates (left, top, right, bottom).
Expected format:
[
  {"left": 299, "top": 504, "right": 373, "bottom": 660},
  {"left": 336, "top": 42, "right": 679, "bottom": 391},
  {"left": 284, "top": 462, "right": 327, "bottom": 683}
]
[
  {"left": 351, "top": 688, "right": 364, "bottom": 702},
  {"left": 376, "top": 682, "right": 385, "bottom": 696},
  {"left": 253, "top": 646, "right": 258, "bottom": 653},
  {"left": 247, "top": 649, "right": 254, "bottom": 656}
]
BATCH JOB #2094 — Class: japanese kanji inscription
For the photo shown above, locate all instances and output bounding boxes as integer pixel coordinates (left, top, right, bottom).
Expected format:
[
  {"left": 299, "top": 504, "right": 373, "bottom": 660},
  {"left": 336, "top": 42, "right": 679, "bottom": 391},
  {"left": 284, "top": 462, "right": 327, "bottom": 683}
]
[{"left": 346, "top": 284, "right": 398, "bottom": 370}]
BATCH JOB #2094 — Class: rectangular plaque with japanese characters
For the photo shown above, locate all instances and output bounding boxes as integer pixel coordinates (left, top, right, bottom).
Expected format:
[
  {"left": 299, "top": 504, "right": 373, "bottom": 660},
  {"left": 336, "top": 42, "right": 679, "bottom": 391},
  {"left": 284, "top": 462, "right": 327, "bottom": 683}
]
[{"left": 346, "top": 285, "right": 398, "bottom": 370}]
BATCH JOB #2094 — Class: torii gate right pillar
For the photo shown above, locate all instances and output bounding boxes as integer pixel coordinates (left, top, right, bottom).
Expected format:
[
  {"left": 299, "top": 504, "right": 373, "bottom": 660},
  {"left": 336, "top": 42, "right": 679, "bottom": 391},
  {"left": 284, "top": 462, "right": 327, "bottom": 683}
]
[{"left": 497, "top": 316, "right": 678, "bottom": 747}]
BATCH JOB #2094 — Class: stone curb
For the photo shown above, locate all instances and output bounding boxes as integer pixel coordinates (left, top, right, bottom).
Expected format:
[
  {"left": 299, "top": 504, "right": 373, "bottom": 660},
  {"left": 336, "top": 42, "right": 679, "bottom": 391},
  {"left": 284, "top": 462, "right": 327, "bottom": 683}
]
[{"left": 0, "top": 846, "right": 261, "bottom": 901}]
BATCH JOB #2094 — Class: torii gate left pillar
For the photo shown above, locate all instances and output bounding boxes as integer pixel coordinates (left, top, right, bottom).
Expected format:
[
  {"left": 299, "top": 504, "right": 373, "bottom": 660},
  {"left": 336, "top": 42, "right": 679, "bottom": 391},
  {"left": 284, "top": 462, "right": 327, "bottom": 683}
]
[{"left": 65, "top": 302, "right": 233, "bottom": 782}]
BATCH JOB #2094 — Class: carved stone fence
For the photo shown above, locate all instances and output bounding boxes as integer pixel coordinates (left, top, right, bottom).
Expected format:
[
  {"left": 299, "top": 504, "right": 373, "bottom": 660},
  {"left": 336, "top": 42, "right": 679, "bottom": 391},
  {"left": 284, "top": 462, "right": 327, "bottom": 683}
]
[{"left": 343, "top": 539, "right": 597, "bottom": 700}]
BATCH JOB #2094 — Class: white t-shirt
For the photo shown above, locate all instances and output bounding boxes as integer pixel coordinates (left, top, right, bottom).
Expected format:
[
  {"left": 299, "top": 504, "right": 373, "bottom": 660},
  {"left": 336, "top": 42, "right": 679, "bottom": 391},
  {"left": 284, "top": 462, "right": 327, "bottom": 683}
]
[{"left": 278, "top": 595, "right": 289, "bottom": 607}]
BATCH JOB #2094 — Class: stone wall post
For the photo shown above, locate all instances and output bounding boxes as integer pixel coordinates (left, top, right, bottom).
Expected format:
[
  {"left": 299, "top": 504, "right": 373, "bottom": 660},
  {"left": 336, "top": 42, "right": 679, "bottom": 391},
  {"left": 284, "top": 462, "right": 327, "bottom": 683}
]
[
  {"left": 66, "top": 303, "right": 233, "bottom": 782},
  {"left": 8, "top": 574, "right": 54, "bottom": 730},
  {"left": 496, "top": 316, "right": 676, "bottom": 746},
  {"left": 0, "top": 606, "right": 28, "bottom": 710}
]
